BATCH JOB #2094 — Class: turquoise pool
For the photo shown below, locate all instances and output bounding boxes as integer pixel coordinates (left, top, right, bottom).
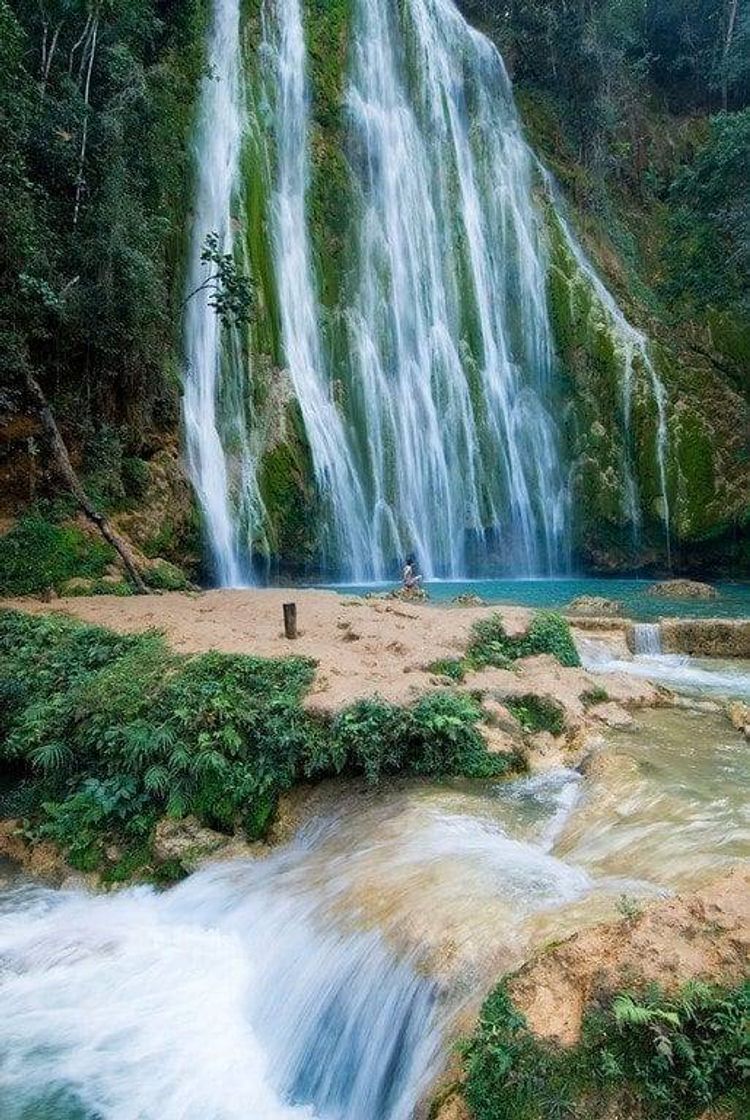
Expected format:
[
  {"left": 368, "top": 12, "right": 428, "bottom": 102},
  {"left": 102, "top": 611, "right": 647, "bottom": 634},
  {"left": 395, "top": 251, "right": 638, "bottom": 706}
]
[{"left": 321, "top": 578, "right": 750, "bottom": 621}]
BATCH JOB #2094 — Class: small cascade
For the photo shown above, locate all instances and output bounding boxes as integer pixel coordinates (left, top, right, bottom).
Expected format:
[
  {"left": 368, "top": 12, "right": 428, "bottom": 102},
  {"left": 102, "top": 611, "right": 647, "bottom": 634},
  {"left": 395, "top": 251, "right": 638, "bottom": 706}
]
[
  {"left": 2, "top": 746, "right": 750, "bottom": 1118},
  {"left": 632, "top": 622, "right": 663, "bottom": 656}
]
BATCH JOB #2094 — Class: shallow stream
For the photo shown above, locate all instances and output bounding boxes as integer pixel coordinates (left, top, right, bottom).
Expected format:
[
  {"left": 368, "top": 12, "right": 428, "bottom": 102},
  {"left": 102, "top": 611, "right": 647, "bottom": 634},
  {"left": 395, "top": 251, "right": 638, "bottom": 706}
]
[{"left": 0, "top": 710, "right": 748, "bottom": 1120}]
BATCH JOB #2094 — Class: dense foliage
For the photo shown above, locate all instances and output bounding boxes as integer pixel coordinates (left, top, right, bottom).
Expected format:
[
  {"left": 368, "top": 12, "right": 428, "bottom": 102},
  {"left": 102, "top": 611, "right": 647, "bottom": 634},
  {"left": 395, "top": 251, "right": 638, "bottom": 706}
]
[
  {"left": 467, "top": 612, "right": 582, "bottom": 670},
  {"left": 0, "top": 507, "right": 114, "bottom": 595},
  {"left": 462, "top": 0, "right": 750, "bottom": 328},
  {"left": 429, "top": 612, "right": 580, "bottom": 686},
  {"left": 464, "top": 979, "right": 750, "bottom": 1120},
  {"left": 0, "top": 609, "right": 518, "bottom": 876},
  {"left": 0, "top": 0, "right": 209, "bottom": 499}
]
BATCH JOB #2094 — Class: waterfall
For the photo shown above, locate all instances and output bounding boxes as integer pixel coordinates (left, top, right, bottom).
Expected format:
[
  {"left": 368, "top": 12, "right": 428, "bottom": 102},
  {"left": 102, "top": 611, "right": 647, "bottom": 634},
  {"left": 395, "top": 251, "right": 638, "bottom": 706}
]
[
  {"left": 632, "top": 622, "right": 663, "bottom": 656},
  {"left": 341, "top": 0, "right": 569, "bottom": 578},
  {"left": 183, "top": 0, "right": 266, "bottom": 586},
  {"left": 186, "top": 0, "right": 671, "bottom": 582},
  {"left": 264, "top": 0, "right": 373, "bottom": 570}
]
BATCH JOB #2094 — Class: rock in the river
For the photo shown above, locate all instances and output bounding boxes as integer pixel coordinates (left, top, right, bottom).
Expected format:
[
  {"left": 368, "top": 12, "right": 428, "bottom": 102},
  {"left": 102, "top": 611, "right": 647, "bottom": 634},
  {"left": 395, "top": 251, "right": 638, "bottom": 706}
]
[
  {"left": 660, "top": 618, "right": 750, "bottom": 658},
  {"left": 646, "top": 579, "right": 718, "bottom": 600},
  {"left": 567, "top": 595, "right": 622, "bottom": 616},
  {"left": 451, "top": 594, "right": 486, "bottom": 607},
  {"left": 727, "top": 700, "right": 750, "bottom": 739},
  {"left": 589, "top": 701, "right": 634, "bottom": 729},
  {"left": 153, "top": 816, "right": 255, "bottom": 870}
]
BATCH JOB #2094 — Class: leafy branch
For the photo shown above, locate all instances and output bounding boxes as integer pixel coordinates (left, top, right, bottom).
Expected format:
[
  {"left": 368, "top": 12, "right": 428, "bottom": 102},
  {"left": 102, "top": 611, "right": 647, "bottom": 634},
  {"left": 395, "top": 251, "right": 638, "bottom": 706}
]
[{"left": 183, "top": 231, "right": 253, "bottom": 326}]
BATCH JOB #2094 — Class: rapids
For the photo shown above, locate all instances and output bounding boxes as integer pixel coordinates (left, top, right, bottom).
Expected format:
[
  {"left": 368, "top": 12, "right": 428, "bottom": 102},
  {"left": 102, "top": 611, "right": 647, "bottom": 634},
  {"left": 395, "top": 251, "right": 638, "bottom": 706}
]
[{"left": 1, "top": 710, "right": 748, "bottom": 1120}]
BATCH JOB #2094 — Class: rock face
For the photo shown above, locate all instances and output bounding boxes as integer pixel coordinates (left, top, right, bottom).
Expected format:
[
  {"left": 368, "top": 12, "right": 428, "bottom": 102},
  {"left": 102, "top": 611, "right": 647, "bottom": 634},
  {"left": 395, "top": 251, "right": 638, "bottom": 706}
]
[
  {"left": 153, "top": 817, "right": 255, "bottom": 871},
  {"left": 727, "top": 701, "right": 750, "bottom": 739},
  {"left": 567, "top": 595, "right": 622, "bottom": 616},
  {"left": 660, "top": 618, "right": 750, "bottom": 658},
  {"left": 505, "top": 866, "right": 750, "bottom": 1047},
  {"left": 589, "top": 701, "right": 634, "bottom": 729},
  {"left": 646, "top": 579, "right": 718, "bottom": 600}
]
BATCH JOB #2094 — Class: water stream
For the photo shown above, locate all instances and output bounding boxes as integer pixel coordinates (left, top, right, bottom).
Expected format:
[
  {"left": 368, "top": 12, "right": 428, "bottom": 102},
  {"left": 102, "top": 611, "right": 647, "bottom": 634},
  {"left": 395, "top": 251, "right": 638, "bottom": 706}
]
[{"left": 1, "top": 711, "right": 747, "bottom": 1119}]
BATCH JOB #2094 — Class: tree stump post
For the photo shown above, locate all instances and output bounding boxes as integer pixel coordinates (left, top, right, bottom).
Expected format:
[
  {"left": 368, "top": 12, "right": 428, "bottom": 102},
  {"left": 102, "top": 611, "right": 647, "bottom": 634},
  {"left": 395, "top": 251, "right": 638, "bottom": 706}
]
[{"left": 283, "top": 602, "right": 298, "bottom": 640}]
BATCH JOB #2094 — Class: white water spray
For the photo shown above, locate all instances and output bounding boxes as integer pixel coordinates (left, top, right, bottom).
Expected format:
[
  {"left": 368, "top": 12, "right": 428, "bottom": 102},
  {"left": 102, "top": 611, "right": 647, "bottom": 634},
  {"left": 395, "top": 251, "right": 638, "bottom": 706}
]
[{"left": 340, "top": 0, "right": 570, "bottom": 577}]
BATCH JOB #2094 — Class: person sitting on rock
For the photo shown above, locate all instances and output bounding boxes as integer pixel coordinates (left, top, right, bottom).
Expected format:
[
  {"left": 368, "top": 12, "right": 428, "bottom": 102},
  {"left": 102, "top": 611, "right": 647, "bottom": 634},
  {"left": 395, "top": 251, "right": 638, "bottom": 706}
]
[{"left": 402, "top": 556, "right": 422, "bottom": 592}]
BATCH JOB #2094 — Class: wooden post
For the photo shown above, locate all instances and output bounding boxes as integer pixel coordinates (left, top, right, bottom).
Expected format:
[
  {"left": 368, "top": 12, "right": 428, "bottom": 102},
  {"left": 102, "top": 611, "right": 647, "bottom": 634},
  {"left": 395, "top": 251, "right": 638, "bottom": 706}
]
[{"left": 283, "top": 602, "right": 297, "bottom": 640}]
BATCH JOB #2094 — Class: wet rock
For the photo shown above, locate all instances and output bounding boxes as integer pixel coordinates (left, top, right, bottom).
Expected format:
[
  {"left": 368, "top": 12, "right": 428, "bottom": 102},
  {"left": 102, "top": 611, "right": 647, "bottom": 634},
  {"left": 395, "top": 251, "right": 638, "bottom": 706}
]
[
  {"left": 0, "top": 819, "right": 68, "bottom": 882},
  {"left": 590, "top": 701, "right": 634, "bottom": 729},
  {"left": 386, "top": 586, "right": 430, "bottom": 603},
  {"left": 646, "top": 579, "right": 718, "bottom": 600},
  {"left": 567, "top": 595, "right": 622, "bottom": 616},
  {"left": 482, "top": 698, "right": 522, "bottom": 735},
  {"left": 727, "top": 700, "right": 750, "bottom": 739},
  {"left": 451, "top": 594, "right": 485, "bottom": 607},
  {"left": 153, "top": 816, "right": 253, "bottom": 870},
  {"left": 505, "top": 866, "right": 750, "bottom": 1047},
  {"left": 481, "top": 725, "right": 518, "bottom": 756},
  {"left": 660, "top": 618, "right": 750, "bottom": 658},
  {"left": 433, "top": 1096, "right": 470, "bottom": 1120}
]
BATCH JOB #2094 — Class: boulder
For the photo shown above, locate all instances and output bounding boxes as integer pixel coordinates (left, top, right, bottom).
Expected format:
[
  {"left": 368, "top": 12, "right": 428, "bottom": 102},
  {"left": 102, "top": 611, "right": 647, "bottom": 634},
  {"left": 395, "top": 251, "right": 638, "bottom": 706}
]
[
  {"left": 727, "top": 701, "right": 750, "bottom": 739},
  {"left": 660, "top": 618, "right": 750, "bottom": 658},
  {"left": 451, "top": 594, "right": 486, "bottom": 607},
  {"left": 646, "top": 579, "right": 718, "bottom": 600},
  {"left": 567, "top": 595, "right": 622, "bottom": 616},
  {"left": 589, "top": 701, "right": 634, "bottom": 729},
  {"left": 152, "top": 816, "right": 254, "bottom": 870}
]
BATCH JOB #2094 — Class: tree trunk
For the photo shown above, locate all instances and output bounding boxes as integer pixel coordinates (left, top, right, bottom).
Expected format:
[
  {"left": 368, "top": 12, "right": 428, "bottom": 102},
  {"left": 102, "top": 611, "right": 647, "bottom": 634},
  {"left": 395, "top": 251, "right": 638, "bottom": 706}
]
[
  {"left": 722, "top": 0, "right": 739, "bottom": 110},
  {"left": 24, "top": 372, "right": 150, "bottom": 594}
]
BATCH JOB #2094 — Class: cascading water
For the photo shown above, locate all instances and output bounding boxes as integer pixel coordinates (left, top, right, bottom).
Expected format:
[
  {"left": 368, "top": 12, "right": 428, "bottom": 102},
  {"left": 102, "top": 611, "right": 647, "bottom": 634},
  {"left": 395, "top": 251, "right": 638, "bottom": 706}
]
[
  {"left": 183, "top": 0, "right": 266, "bottom": 586},
  {"left": 340, "top": 0, "right": 570, "bottom": 577},
  {"left": 263, "top": 0, "right": 373, "bottom": 570},
  {"left": 632, "top": 622, "right": 663, "bottom": 656},
  {"left": 2, "top": 728, "right": 749, "bottom": 1119},
  {"left": 187, "top": 0, "right": 672, "bottom": 581}
]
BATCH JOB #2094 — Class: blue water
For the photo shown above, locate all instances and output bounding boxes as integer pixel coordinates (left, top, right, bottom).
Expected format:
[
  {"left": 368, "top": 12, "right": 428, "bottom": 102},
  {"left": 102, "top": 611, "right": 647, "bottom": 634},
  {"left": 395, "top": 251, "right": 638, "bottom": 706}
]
[{"left": 321, "top": 578, "right": 750, "bottom": 621}]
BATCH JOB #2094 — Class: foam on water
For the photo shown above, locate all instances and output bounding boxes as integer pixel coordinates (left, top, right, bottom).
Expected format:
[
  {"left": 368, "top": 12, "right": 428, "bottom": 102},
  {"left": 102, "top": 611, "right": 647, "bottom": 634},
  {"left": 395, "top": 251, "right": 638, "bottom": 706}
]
[
  {"left": 2, "top": 726, "right": 748, "bottom": 1120},
  {"left": 578, "top": 635, "right": 750, "bottom": 700}
]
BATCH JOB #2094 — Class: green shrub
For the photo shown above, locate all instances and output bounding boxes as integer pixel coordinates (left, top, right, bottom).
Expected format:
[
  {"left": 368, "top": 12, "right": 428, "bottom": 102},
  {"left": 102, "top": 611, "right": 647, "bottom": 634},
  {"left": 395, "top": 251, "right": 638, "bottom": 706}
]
[
  {"left": 323, "top": 692, "right": 512, "bottom": 784},
  {"left": 466, "top": 615, "right": 517, "bottom": 669},
  {"left": 466, "top": 612, "right": 581, "bottom": 671},
  {"left": 427, "top": 658, "right": 468, "bottom": 682},
  {"left": 142, "top": 559, "right": 189, "bottom": 591},
  {"left": 0, "top": 610, "right": 518, "bottom": 874},
  {"left": 0, "top": 513, "right": 114, "bottom": 596},
  {"left": 506, "top": 694, "right": 566, "bottom": 736},
  {"left": 463, "top": 980, "right": 750, "bottom": 1120},
  {"left": 516, "top": 613, "right": 581, "bottom": 667},
  {"left": 581, "top": 685, "right": 609, "bottom": 707}
]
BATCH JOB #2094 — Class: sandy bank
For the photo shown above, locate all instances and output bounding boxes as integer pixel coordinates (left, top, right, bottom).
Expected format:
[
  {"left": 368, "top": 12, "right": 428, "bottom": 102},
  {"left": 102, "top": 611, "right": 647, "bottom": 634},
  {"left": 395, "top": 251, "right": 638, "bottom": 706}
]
[{"left": 4, "top": 590, "right": 664, "bottom": 721}]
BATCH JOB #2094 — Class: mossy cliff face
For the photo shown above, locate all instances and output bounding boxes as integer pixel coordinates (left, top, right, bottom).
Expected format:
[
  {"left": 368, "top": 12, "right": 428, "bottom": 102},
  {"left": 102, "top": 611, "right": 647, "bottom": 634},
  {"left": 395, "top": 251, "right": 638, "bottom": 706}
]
[
  {"left": 545, "top": 197, "right": 749, "bottom": 574},
  {"left": 220, "top": 0, "right": 749, "bottom": 577}
]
